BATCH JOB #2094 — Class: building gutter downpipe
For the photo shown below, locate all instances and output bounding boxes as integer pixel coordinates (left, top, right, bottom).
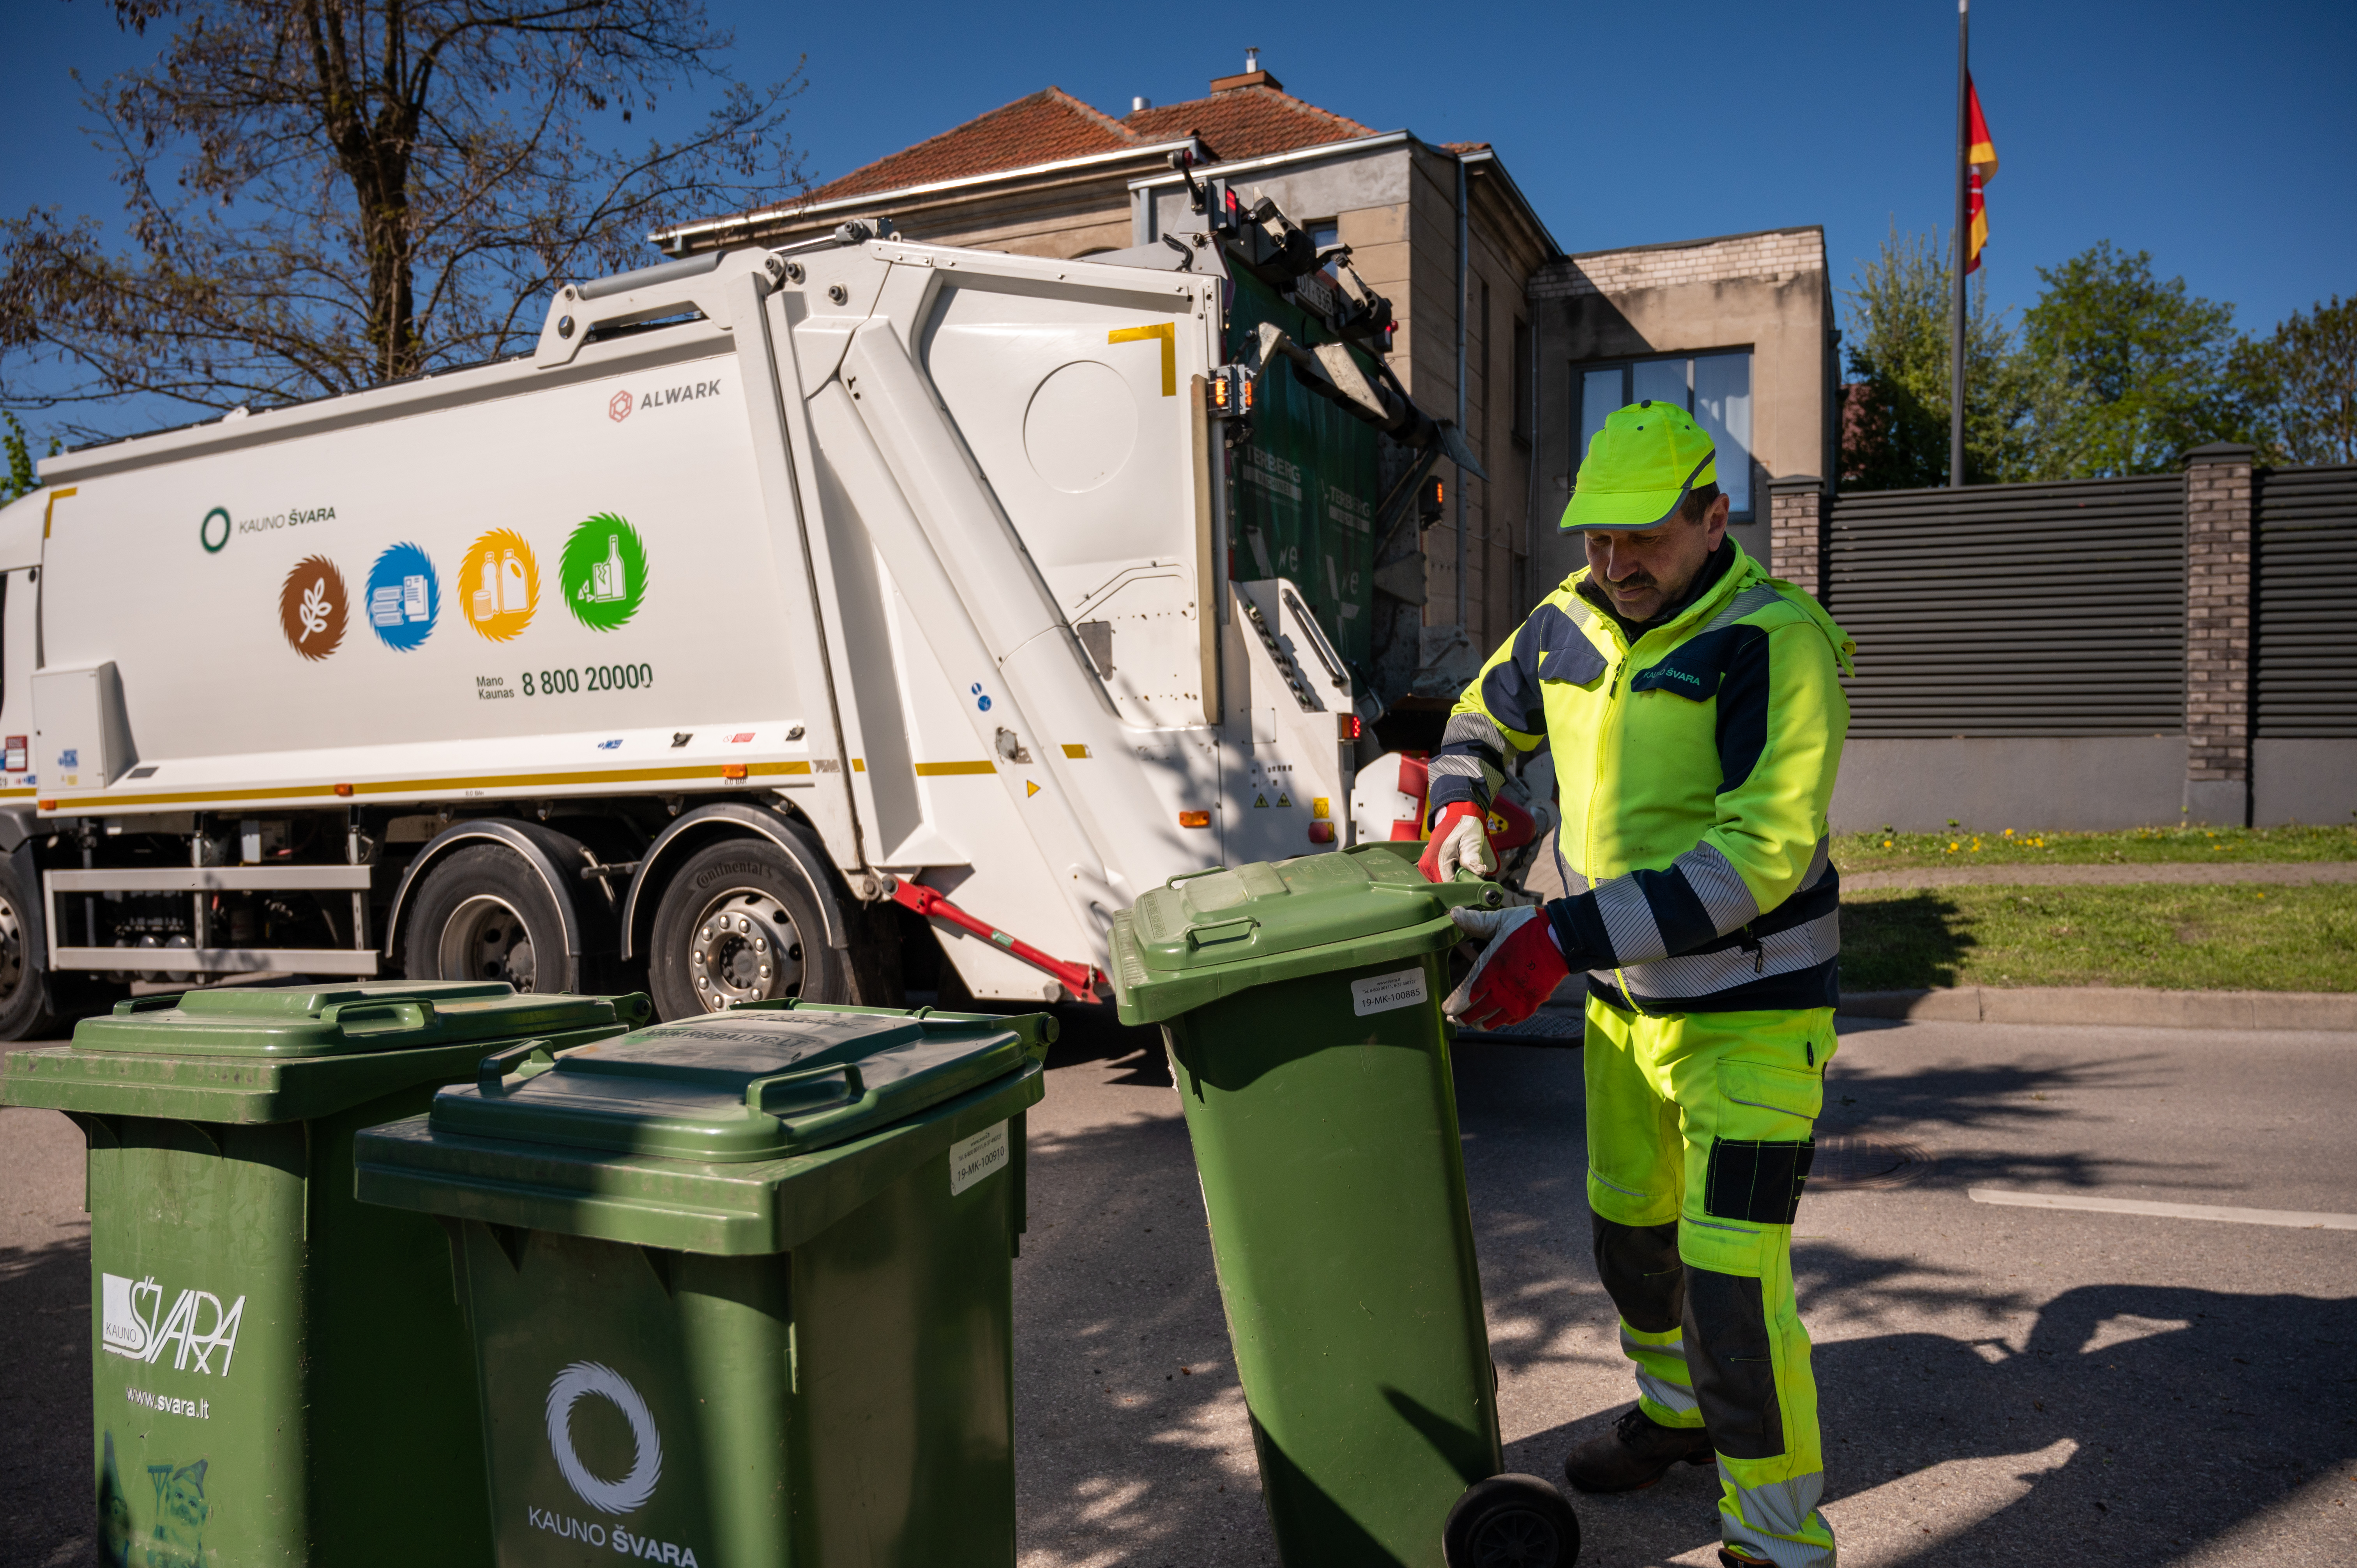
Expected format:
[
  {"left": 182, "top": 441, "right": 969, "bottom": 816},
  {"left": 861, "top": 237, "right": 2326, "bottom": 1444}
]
[{"left": 1455, "top": 150, "right": 1469, "bottom": 629}]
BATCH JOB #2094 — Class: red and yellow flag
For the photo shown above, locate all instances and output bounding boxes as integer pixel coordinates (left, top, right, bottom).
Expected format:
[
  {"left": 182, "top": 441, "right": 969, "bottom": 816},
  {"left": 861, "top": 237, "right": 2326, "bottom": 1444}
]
[{"left": 1965, "top": 74, "right": 1998, "bottom": 273}]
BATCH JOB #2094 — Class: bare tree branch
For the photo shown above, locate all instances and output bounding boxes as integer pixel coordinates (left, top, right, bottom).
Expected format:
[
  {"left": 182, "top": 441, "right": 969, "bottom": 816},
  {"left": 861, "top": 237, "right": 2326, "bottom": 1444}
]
[{"left": 1, "top": 0, "right": 805, "bottom": 425}]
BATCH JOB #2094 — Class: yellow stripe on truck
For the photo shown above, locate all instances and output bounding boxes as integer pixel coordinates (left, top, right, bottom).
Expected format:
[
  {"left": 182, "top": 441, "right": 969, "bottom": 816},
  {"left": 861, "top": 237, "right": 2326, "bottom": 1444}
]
[{"left": 38, "top": 759, "right": 815, "bottom": 813}]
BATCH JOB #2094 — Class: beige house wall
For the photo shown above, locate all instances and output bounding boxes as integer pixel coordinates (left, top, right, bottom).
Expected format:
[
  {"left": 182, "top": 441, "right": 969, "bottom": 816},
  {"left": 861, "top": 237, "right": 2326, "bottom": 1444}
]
[{"left": 1529, "top": 228, "right": 1834, "bottom": 593}]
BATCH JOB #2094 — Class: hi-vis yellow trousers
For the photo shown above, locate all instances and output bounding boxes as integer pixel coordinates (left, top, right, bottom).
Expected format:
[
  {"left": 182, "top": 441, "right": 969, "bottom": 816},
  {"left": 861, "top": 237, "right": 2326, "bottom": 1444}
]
[{"left": 1584, "top": 996, "right": 1838, "bottom": 1567}]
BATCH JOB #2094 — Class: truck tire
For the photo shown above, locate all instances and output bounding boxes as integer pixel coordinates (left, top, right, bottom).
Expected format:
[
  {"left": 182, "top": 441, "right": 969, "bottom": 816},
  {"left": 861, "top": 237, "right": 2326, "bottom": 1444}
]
[
  {"left": 402, "top": 844, "right": 576, "bottom": 993},
  {"left": 0, "top": 857, "right": 67, "bottom": 1042},
  {"left": 647, "top": 837, "right": 849, "bottom": 1019}
]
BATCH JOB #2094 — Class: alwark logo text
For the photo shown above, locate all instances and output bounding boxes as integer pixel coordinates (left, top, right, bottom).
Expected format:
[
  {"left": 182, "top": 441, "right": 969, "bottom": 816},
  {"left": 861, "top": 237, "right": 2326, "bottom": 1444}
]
[
  {"left": 101, "top": 1273, "right": 246, "bottom": 1375},
  {"left": 629, "top": 379, "right": 723, "bottom": 414}
]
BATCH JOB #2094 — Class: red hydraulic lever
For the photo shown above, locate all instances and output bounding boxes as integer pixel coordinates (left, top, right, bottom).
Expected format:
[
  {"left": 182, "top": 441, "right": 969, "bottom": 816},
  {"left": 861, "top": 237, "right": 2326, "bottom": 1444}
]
[{"left": 879, "top": 874, "right": 1108, "bottom": 1004}]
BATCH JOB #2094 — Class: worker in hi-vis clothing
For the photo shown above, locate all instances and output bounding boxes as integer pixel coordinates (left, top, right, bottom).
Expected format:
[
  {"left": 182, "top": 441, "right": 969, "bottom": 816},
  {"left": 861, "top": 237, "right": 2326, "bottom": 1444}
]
[{"left": 1424, "top": 401, "right": 1854, "bottom": 1567}]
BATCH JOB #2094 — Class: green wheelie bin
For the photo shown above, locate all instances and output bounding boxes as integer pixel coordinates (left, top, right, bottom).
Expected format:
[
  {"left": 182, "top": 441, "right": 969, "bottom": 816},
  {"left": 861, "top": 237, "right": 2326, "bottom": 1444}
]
[
  {"left": 351, "top": 999, "right": 1051, "bottom": 1568},
  {"left": 1108, "top": 844, "right": 1580, "bottom": 1568},
  {"left": 0, "top": 980, "right": 647, "bottom": 1568}
]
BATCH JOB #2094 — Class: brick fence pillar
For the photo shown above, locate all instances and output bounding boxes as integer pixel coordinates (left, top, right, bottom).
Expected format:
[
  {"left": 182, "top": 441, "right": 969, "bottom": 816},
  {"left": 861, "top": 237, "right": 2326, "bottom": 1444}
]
[
  {"left": 1767, "top": 473, "right": 1827, "bottom": 597},
  {"left": 2183, "top": 443, "right": 2256, "bottom": 826}
]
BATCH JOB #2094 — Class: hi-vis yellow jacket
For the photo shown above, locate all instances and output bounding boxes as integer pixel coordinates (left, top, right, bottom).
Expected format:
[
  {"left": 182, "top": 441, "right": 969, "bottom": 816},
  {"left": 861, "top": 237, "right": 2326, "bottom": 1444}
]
[{"left": 1431, "top": 540, "right": 1856, "bottom": 1012}]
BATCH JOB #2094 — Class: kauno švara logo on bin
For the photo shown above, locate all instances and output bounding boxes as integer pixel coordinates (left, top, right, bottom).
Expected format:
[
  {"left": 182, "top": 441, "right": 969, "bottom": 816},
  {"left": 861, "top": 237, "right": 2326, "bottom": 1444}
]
[
  {"left": 537, "top": 1361, "right": 705, "bottom": 1561},
  {"left": 101, "top": 1272, "right": 246, "bottom": 1375}
]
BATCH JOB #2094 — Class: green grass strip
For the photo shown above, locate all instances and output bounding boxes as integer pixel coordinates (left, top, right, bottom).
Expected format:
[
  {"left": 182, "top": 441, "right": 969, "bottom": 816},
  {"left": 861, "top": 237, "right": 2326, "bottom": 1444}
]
[
  {"left": 1840, "top": 883, "right": 2357, "bottom": 993},
  {"left": 1832, "top": 823, "right": 2357, "bottom": 872}
]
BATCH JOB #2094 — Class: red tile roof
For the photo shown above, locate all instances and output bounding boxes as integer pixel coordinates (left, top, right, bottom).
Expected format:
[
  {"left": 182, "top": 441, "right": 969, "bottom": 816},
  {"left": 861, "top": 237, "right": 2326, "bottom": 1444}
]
[
  {"left": 1126, "top": 85, "right": 1376, "bottom": 161},
  {"left": 800, "top": 81, "right": 1380, "bottom": 208},
  {"left": 804, "top": 88, "right": 1138, "bottom": 203}
]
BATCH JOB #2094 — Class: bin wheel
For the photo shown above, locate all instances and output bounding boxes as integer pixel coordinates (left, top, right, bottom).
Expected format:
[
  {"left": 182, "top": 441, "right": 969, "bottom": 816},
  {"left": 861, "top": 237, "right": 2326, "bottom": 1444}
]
[
  {"left": 403, "top": 844, "right": 576, "bottom": 992},
  {"left": 1443, "top": 1474, "right": 1580, "bottom": 1568},
  {"left": 647, "top": 835, "right": 850, "bottom": 1019}
]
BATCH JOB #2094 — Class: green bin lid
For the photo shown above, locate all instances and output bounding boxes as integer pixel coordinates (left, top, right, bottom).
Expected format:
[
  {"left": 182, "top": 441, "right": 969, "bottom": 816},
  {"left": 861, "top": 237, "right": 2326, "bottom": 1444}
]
[
  {"left": 70, "top": 980, "right": 631, "bottom": 1058},
  {"left": 425, "top": 1004, "right": 1039, "bottom": 1163},
  {"left": 1109, "top": 844, "right": 1500, "bottom": 1025}
]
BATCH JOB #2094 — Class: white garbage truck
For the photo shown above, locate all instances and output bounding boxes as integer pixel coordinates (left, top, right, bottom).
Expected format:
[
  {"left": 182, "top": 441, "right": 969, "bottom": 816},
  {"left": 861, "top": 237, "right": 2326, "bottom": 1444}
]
[{"left": 0, "top": 193, "right": 1491, "bottom": 1036}]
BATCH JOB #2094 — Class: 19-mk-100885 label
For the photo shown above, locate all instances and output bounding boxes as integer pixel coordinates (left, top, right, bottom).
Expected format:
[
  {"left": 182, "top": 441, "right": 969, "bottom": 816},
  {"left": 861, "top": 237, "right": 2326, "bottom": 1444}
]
[{"left": 523, "top": 664, "right": 655, "bottom": 696}]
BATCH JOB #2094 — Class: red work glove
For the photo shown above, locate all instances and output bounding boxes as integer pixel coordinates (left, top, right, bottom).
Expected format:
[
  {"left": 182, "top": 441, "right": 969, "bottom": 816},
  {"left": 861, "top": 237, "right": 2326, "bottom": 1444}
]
[
  {"left": 1442, "top": 905, "right": 1570, "bottom": 1030},
  {"left": 1418, "top": 800, "right": 1497, "bottom": 883}
]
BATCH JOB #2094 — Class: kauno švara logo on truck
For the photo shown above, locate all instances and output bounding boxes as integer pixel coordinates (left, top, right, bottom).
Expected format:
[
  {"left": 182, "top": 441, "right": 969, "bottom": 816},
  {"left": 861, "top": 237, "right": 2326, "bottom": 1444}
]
[
  {"left": 101, "top": 1273, "right": 246, "bottom": 1375},
  {"left": 535, "top": 1361, "right": 705, "bottom": 1563}
]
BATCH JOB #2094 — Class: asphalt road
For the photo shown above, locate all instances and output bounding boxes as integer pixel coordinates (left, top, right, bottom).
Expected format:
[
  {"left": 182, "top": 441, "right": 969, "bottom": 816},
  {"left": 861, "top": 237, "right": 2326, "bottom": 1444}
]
[{"left": 6, "top": 1014, "right": 2353, "bottom": 1567}]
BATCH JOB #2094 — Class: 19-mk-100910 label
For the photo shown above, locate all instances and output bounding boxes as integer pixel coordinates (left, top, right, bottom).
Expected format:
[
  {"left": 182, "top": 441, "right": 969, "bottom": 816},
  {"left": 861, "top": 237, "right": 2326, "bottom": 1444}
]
[{"left": 523, "top": 663, "right": 654, "bottom": 696}]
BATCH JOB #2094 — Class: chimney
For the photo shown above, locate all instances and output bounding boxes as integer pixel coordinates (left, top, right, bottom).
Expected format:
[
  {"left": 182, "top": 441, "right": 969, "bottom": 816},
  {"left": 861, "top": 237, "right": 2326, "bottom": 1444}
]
[
  {"left": 1132, "top": 95, "right": 1150, "bottom": 112},
  {"left": 1209, "top": 48, "right": 1283, "bottom": 94}
]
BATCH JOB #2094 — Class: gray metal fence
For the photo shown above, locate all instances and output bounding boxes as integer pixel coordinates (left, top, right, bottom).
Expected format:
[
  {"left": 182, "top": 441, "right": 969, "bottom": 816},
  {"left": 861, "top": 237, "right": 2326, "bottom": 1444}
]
[
  {"left": 2255, "top": 464, "right": 2357, "bottom": 738},
  {"left": 1824, "top": 476, "right": 2186, "bottom": 738}
]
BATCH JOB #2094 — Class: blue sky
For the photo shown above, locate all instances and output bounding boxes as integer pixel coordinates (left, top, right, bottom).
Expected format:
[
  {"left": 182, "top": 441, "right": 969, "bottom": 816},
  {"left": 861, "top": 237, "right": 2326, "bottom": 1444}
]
[{"left": 4, "top": 0, "right": 2351, "bottom": 439}]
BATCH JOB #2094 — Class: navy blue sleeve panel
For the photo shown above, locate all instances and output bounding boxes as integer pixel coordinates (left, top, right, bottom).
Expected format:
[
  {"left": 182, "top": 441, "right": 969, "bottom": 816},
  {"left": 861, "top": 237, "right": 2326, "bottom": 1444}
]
[
  {"left": 1545, "top": 865, "right": 1718, "bottom": 971},
  {"left": 1713, "top": 624, "right": 1773, "bottom": 796},
  {"left": 1431, "top": 602, "right": 1590, "bottom": 818}
]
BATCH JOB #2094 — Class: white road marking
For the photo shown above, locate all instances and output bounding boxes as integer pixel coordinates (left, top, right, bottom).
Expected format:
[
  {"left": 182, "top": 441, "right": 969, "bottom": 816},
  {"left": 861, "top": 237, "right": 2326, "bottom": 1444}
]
[{"left": 1969, "top": 1188, "right": 2357, "bottom": 1230}]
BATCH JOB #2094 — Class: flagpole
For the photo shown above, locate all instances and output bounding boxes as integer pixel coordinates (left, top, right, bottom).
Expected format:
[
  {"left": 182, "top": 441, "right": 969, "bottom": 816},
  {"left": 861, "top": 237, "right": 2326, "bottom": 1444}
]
[{"left": 1950, "top": 0, "right": 1970, "bottom": 487}]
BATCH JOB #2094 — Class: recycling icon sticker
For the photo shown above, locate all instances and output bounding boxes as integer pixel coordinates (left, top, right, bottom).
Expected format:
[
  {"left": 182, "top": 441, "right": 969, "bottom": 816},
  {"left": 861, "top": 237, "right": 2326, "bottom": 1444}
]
[
  {"left": 277, "top": 556, "right": 348, "bottom": 661},
  {"left": 561, "top": 513, "right": 648, "bottom": 632}
]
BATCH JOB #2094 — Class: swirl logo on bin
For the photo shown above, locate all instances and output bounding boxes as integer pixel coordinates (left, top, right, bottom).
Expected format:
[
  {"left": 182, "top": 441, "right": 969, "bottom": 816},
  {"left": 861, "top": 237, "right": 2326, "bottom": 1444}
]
[
  {"left": 546, "top": 1361, "right": 663, "bottom": 1515},
  {"left": 363, "top": 542, "right": 440, "bottom": 650}
]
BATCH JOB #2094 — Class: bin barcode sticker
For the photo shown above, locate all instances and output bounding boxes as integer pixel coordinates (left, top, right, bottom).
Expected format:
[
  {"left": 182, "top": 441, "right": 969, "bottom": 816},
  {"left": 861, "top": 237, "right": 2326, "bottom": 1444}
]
[
  {"left": 1351, "top": 968, "right": 1429, "bottom": 1016},
  {"left": 950, "top": 1121, "right": 1010, "bottom": 1195}
]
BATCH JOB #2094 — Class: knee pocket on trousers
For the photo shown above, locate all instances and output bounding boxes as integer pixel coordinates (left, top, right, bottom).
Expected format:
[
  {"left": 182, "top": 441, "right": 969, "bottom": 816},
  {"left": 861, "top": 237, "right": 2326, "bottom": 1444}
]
[
  {"left": 1683, "top": 1265, "right": 1785, "bottom": 1460},
  {"left": 1704, "top": 1137, "right": 1815, "bottom": 1225},
  {"left": 1591, "top": 1212, "right": 1683, "bottom": 1334}
]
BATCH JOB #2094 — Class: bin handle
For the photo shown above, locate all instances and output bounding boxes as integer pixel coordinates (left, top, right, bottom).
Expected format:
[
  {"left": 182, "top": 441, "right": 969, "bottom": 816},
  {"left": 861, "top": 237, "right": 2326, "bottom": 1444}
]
[
  {"left": 744, "top": 1061, "right": 866, "bottom": 1116},
  {"left": 325, "top": 999, "right": 436, "bottom": 1035},
  {"left": 477, "top": 1039, "right": 558, "bottom": 1092}
]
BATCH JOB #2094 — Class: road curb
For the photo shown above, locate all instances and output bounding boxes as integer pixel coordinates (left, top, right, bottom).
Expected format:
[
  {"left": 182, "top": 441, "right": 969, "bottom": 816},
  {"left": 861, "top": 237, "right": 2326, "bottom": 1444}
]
[{"left": 1838, "top": 986, "right": 2357, "bottom": 1031}]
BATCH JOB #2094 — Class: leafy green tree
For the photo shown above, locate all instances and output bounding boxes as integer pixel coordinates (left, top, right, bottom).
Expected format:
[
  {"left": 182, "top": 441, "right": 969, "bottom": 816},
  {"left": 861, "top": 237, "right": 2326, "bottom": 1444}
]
[
  {"left": 1, "top": 0, "right": 804, "bottom": 427},
  {"left": 1839, "top": 226, "right": 2047, "bottom": 489},
  {"left": 2016, "top": 241, "right": 2253, "bottom": 476},
  {"left": 2234, "top": 295, "right": 2356, "bottom": 465},
  {"left": 0, "top": 412, "right": 53, "bottom": 506}
]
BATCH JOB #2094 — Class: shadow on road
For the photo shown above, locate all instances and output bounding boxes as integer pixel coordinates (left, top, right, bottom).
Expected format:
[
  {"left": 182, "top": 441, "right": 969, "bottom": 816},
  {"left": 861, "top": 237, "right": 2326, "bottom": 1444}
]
[{"left": 2, "top": 1236, "right": 96, "bottom": 1568}]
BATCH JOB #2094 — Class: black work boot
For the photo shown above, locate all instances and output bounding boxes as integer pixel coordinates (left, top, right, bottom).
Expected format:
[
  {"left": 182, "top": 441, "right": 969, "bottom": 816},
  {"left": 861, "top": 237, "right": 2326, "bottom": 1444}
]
[{"left": 1561, "top": 1404, "right": 1714, "bottom": 1493}]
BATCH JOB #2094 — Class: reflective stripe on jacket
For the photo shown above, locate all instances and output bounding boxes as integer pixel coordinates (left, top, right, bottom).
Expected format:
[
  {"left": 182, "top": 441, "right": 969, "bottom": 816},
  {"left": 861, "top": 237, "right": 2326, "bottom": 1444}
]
[{"left": 1430, "top": 540, "right": 1856, "bottom": 1012}]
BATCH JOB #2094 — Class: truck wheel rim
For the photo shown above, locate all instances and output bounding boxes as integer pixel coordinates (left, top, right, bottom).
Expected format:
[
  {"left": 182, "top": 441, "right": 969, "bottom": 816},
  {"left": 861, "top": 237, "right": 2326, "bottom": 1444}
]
[
  {"left": 439, "top": 894, "right": 539, "bottom": 991},
  {"left": 686, "top": 887, "right": 803, "bottom": 1012},
  {"left": 0, "top": 892, "right": 23, "bottom": 999}
]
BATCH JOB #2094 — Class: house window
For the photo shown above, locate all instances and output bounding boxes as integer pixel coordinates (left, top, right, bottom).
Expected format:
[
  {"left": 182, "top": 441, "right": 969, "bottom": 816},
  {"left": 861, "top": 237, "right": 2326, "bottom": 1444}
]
[
  {"left": 1574, "top": 351, "right": 1754, "bottom": 519},
  {"left": 1306, "top": 220, "right": 1341, "bottom": 276}
]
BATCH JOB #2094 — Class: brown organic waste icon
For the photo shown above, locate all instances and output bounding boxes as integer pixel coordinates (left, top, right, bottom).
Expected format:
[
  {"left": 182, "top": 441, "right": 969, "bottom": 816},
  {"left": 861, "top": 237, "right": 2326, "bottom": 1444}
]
[{"left": 279, "top": 555, "right": 349, "bottom": 660}]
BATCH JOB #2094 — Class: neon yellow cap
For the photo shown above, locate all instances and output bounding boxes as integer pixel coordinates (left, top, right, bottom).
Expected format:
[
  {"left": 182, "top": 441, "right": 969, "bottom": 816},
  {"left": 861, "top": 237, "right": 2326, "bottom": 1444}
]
[{"left": 1560, "top": 401, "right": 1718, "bottom": 530}]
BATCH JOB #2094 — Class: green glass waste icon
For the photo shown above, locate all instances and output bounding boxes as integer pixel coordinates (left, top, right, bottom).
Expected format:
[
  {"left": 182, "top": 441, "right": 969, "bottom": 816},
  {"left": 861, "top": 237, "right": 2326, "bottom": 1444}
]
[{"left": 561, "top": 512, "right": 649, "bottom": 631}]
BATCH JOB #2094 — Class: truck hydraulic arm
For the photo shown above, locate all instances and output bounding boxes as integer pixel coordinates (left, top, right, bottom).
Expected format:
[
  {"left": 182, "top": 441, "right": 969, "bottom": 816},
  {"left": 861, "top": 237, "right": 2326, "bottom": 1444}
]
[{"left": 879, "top": 874, "right": 1107, "bottom": 1005}]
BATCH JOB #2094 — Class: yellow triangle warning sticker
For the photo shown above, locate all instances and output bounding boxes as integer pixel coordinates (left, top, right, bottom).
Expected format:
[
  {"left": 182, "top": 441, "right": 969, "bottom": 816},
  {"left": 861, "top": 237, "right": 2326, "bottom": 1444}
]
[
  {"left": 1025, "top": 780, "right": 1041, "bottom": 798},
  {"left": 1253, "top": 793, "right": 1269, "bottom": 808},
  {"left": 1275, "top": 793, "right": 1292, "bottom": 808}
]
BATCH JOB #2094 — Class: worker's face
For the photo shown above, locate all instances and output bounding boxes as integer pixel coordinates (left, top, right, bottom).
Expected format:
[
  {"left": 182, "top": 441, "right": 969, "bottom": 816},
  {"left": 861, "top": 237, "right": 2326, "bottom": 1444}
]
[{"left": 1583, "top": 494, "right": 1729, "bottom": 623}]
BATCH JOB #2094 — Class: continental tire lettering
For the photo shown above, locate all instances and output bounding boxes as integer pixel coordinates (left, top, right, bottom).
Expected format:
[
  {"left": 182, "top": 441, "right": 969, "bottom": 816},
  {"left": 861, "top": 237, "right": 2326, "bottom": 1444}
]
[{"left": 692, "top": 862, "right": 771, "bottom": 890}]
